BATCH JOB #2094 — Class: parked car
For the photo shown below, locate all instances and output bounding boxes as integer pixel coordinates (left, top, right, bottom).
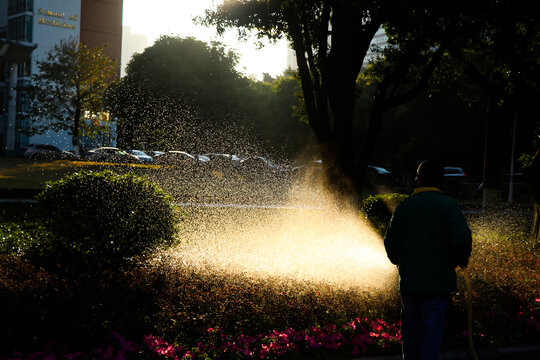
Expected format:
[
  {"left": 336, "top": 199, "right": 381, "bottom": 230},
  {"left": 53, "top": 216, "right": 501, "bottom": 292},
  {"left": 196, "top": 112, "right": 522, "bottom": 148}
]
[
  {"left": 238, "top": 156, "right": 285, "bottom": 175},
  {"left": 196, "top": 154, "right": 211, "bottom": 162},
  {"left": 443, "top": 166, "right": 469, "bottom": 196},
  {"left": 146, "top": 150, "right": 164, "bottom": 158},
  {"left": 203, "top": 153, "right": 243, "bottom": 169},
  {"left": 85, "top": 147, "right": 140, "bottom": 163},
  {"left": 203, "top": 153, "right": 243, "bottom": 162},
  {"left": 365, "top": 165, "right": 398, "bottom": 188},
  {"left": 239, "top": 156, "right": 282, "bottom": 171},
  {"left": 23, "top": 144, "right": 78, "bottom": 160},
  {"left": 290, "top": 159, "right": 323, "bottom": 182},
  {"left": 154, "top": 150, "right": 198, "bottom": 165},
  {"left": 291, "top": 159, "right": 322, "bottom": 172},
  {"left": 125, "top": 149, "right": 154, "bottom": 164}
]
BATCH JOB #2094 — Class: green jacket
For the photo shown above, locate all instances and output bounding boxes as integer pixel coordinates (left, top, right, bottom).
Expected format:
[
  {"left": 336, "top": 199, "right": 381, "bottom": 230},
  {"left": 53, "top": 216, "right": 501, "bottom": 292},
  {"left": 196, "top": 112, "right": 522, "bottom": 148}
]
[{"left": 384, "top": 188, "right": 472, "bottom": 294}]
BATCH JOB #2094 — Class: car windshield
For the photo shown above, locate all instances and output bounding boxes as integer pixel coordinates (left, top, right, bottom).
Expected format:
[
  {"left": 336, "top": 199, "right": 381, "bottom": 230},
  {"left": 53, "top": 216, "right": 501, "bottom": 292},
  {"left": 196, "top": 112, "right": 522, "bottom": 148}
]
[
  {"left": 369, "top": 166, "right": 390, "bottom": 174},
  {"left": 130, "top": 150, "right": 146, "bottom": 156}
]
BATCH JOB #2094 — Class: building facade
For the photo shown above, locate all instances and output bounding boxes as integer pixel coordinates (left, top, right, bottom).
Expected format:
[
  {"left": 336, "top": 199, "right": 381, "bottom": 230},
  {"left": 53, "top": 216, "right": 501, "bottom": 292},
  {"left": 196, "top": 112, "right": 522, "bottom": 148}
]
[
  {"left": 0, "top": 0, "right": 122, "bottom": 153},
  {"left": 363, "top": 27, "right": 388, "bottom": 67},
  {"left": 286, "top": 26, "right": 388, "bottom": 73},
  {"left": 121, "top": 26, "right": 147, "bottom": 77},
  {"left": 81, "top": 0, "right": 123, "bottom": 76}
]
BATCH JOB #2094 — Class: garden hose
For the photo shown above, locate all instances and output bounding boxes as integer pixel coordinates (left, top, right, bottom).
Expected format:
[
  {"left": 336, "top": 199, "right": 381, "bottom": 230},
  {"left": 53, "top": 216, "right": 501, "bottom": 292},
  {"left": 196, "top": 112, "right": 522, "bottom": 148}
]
[{"left": 460, "top": 267, "right": 479, "bottom": 360}]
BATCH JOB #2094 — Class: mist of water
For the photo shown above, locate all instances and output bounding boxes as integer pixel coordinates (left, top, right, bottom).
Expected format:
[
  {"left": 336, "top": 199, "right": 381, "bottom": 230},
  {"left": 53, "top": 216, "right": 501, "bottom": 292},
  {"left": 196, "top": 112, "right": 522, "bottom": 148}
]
[{"left": 160, "top": 181, "right": 397, "bottom": 291}]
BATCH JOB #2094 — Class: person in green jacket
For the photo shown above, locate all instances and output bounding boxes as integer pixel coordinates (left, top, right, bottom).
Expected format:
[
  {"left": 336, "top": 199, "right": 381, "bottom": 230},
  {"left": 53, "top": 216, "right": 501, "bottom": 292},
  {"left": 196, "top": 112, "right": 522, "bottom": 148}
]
[{"left": 384, "top": 159, "right": 472, "bottom": 360}]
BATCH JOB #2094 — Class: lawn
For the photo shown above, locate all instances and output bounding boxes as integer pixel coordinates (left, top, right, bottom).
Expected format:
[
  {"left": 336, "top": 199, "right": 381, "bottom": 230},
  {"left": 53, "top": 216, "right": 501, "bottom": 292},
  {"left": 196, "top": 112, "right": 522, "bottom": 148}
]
[
  {"left": 0, "top": 196, "right": 538, "bottom": 359},
  {"left": 0, "top": 156, "right": 294, "bottom": 205},
  {"left": 0, "top": 156, "right": 158, "bottom": 189}
]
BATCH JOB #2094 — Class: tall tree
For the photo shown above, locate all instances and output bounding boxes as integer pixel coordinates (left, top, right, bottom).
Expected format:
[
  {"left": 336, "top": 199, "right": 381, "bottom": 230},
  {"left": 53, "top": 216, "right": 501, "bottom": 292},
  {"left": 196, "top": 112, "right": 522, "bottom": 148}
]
[
  {"left": 202, "top": 0, "right": 540, "bottom": 205},
  {"left": 201, "top": 1, "right": 469, "bottom": 202},
  {"left": 24, "top": 39, "right": 117, "bottom": 150},
  {"left": 106, "top": 36, "right": 252, "bottom": 152}
]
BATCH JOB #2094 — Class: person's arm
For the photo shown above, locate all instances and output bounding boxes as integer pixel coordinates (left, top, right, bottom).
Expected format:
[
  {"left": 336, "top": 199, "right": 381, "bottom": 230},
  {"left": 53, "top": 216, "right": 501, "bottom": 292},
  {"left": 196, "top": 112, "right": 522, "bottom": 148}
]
[
  {"left": 384, "top": 209, "right": 402, "bottom": 265},
  {"left": 445, "top": 204, "right": 472, "bottom": 267}
]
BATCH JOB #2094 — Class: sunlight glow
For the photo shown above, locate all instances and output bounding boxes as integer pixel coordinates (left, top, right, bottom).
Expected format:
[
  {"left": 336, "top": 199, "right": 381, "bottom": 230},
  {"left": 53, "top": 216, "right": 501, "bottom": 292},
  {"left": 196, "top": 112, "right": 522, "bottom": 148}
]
[
  {"left": 162, "top": 186, "right": 396, "bottom": 291},
  {"left": 122, "top": 0, "right": 289, "bottom": 79}
]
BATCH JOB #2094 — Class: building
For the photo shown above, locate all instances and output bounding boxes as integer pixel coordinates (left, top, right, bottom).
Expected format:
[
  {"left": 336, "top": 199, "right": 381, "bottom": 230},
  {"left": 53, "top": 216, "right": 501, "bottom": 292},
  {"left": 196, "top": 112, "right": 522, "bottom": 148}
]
[
  {"left": 286, "top": 26, "right": 388, "bottom": 72},
  {"left": 121, "top": 26, "right": 147, "bottom": 77},
  {"left": 81, "top": 0, "right": 123, "bottom": 77},
  {"left": 0, "top": 0, "right": 123, "bottom": 154},
  {"left": 363, "top": 27, "right": 388, "bottom": 67}
]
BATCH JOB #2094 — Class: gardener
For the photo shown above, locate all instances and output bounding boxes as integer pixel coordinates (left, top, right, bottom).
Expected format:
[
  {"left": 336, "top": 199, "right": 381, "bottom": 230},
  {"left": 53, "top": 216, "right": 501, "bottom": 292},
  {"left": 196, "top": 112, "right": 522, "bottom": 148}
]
[{"left": 384, "top": 159, "right": 472, "bottom": 360}]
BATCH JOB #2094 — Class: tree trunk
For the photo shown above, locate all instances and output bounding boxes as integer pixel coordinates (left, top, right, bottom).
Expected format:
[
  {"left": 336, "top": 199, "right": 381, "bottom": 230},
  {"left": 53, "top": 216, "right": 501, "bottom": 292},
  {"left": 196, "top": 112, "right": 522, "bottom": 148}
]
[
  {"left": 525, "top": 147, "right": 540, "bottom": 247},
  {"left": 72, "top": 106, "right": 81, "bottom": 153}
]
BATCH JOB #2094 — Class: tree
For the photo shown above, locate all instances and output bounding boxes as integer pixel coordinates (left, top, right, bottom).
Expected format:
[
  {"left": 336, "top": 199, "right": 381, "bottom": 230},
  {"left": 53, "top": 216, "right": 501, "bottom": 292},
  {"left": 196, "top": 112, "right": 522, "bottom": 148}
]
[
  {"left": 427, "top": 0, "right": 540, "bottom": 239},
  {"left": 24, "top": 39, "right": 117, "bottom": 150},
  {"left": 242, "top": 70, "right": 314, "bottom": 159},
  {"left": 524, "top": 149, "right": 540, "bottom": 246},
  {"left": 202, "top": 0, "right": 540, "bottom": 205},
  {"left": 106, "top": 36, "right": 253, "bottom": 152},
  {"left": 201, "top": 1, "right": 475, "bottom": 202}
]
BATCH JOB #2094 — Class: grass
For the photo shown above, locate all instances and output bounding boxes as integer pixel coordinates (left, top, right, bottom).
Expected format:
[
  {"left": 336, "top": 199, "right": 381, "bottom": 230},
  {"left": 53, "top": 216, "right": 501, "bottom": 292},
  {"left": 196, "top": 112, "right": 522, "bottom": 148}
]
[
  {"left": 0, "top": 156, "right": 156, "bottom": 189},
  {"left": 0, "top": 156, "right": 293, "bottom": 205}
]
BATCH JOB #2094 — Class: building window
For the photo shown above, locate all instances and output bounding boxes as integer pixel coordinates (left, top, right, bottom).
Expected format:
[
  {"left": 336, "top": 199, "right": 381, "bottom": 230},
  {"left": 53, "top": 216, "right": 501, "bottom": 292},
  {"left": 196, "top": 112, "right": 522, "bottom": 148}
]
[
  {"left": 16, "top": 59, "right": 31, "bottom": 77},
  {"left": 8, "top": 0, "right": 33, "bottom": 16},
  {"left": 7, "top": 15, "right": 32, "bottom": 42},
  {"left": 0, "top": 61, "right": 6, "bottom": 83},
  {"left": 0, "top": 89, "right": 5, "bottom": 115}
]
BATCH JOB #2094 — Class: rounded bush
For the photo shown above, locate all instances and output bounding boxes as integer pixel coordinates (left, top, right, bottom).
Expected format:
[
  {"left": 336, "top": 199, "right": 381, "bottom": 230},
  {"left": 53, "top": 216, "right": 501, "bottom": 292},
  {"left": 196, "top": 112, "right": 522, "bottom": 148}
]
[
  {"left": 362, "top": 193, "right": 408, "bottom": 235},
  {"left": 36, "top": 170, "right": 177, "bottom": 270}
]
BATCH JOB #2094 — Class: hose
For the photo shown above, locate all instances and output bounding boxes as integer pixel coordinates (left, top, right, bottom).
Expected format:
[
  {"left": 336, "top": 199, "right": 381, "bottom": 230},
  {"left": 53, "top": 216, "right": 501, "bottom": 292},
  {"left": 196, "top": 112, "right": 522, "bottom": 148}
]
[{"left": 460, "top": 267, "right": 479, "bottom": 360}]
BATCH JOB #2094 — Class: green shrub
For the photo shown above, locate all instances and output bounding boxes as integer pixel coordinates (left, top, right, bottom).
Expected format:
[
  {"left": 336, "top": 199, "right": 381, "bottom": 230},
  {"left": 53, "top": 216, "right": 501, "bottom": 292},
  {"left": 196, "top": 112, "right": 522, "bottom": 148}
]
[
  {"left": 35, "top": 170, "right": 177, "bottom": 271},
  {"left": 362, "top": 193, "right": 408, "bottom": 235},
  {"left": 0, "top": 224, "right": 39, "bottom": 255}
]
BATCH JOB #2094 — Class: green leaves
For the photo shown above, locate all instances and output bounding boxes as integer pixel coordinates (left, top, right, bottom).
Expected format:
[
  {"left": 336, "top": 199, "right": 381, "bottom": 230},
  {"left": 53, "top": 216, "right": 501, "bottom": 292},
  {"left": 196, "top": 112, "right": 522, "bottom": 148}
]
[
  {"left": 23, "top": 40, "right": 117, "bottom": 146},
  {"left": 35, "top": 170, "right": 178, "bottom": 272}
]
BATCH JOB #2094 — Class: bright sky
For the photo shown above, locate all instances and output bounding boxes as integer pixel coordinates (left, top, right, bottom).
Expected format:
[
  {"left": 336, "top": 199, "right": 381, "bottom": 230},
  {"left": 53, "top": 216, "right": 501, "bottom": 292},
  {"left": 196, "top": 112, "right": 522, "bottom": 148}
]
[{"left": 122, "top": 0, "right": 290, "bottom": 80}]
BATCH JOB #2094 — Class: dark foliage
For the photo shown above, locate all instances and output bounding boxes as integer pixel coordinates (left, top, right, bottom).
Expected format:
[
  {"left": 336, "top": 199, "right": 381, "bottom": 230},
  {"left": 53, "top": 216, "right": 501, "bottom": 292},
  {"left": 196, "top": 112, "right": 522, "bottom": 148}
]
[
  {"left": 34, "top": 170, "right": 177, "bottom": 272},
  {"left": 362, "top": 193, "right": 408, "bottom": 235}
]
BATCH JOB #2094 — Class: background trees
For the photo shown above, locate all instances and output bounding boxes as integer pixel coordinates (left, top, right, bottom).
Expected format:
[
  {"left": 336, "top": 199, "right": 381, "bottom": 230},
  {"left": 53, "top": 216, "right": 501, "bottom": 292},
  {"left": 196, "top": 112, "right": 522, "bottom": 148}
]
[
  {"left": 201, "top": 0, "right": 460, "bottom": 200},
  {"left": 24, "top": 40, "right": 117, "bottom": 150},
  {"left": 202, "top": 0, "right": 539, "bottom": 206},
  {"left": 107, "top": 36, "right": 312, "bottom": 159},
  {"left": 108, "top": 36, "right": 251, "bottom": 152}
]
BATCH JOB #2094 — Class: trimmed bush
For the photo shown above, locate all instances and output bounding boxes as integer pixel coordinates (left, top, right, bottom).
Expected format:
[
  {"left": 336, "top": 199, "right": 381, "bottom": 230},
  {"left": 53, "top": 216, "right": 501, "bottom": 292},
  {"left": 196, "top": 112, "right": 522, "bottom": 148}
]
[
  {"left": 362, "top": 193, "right": 408, "bottom": 235},
  {"left": 36, "top": 170, "right": 177, "bottom": 271}
]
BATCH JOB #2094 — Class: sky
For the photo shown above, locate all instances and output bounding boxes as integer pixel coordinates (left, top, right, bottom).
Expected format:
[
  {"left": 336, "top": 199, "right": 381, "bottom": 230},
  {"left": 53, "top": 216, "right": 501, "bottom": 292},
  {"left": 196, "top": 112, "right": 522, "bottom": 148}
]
[{"left": 122, "top": 0, "right": 290, "bottom": 80}]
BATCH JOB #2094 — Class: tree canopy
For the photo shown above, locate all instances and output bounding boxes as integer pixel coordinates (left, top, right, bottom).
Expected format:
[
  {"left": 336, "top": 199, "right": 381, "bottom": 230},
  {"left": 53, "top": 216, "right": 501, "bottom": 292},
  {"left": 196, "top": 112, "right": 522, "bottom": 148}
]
[
  {"left": 107, "top": 36, "right": 312, "bottom": 158},
  {"left": 202, "top": 0, "right": 540, "bottom": 202},
  {"left": 24, "top": 39, "right": 117, "bottom": 149},
  {"left": 107, "top": 36, "right": 253, "bottom": 151}
]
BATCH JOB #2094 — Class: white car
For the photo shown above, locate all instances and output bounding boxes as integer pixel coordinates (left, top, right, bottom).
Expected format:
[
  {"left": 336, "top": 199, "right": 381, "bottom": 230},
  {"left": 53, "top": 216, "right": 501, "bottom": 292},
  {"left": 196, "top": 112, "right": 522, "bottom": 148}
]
[
  {"left": 125, "top": 149, "right": 154, "bottom": 163},
  {"left": 154, "top": 150, "right": 198, "bottom": 165},
  {"left": 86, "top": 147, "right": 140, "bottom": 163}
]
